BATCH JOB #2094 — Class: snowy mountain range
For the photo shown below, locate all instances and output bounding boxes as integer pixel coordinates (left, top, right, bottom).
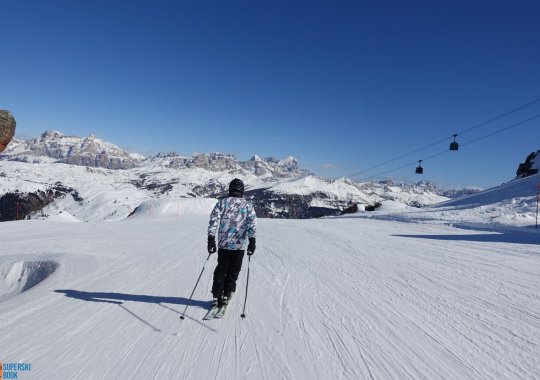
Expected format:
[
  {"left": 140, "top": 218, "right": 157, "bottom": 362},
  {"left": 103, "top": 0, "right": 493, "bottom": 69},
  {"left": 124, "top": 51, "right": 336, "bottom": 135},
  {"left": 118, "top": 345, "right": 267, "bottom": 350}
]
[
  {"left": 2, "top": 130, "right": 526, "bottom": 222},
  {"left": 3, "top": 131, "right": 310, "bottom": 178}
]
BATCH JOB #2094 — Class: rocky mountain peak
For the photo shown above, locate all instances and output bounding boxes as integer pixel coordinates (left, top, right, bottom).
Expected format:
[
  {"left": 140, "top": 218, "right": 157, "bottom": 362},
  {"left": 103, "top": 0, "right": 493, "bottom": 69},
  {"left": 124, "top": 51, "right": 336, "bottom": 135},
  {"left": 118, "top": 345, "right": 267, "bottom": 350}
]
[
  {"left": 1, "top": 130, "right": 309, "bottom": 179},
  {"left": 2, "top": 130, "right": 143, "bottom": 169},
  {"left": 145, "top": 151, "right": 310, "bottom": 179},
  {"left": 41, "top": 130, "right": 64, "bottom": 139}
]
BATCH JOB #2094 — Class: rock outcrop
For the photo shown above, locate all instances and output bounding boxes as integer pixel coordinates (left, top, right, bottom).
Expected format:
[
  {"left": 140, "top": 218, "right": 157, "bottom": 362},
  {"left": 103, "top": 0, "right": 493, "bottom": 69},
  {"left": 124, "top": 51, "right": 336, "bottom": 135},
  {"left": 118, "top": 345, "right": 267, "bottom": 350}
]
[
  {"left": 516, "top": 151, "right": 539, "bottom": 179},
  {"left": 0, "top": 110, "right": 16, "bottom": 153},
  {"left": 0, "top": 183, "right": 79, "bottom": 221}
]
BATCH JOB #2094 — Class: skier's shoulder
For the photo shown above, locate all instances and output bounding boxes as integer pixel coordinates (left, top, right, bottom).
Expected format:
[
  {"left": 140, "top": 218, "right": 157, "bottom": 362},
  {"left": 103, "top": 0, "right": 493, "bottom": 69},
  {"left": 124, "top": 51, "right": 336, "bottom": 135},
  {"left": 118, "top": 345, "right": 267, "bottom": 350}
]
[
  {"left": 242, "top": 198, "right": 256, "bottom": 214},
  {"left": 213, "top": 197, "right": 226, "bottom": 209},
  {"left": 240, "top": 197, "right": 254, "bottom": 209}
]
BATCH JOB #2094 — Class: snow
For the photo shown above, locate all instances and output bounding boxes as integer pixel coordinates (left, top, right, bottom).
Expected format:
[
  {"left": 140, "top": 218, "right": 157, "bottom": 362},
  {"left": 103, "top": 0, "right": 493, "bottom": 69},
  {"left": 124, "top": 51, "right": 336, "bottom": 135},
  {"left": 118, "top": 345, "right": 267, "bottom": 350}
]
[
  {"left": 356, "top": 174, "right": 540, "bottom": 229},
  {"left": 1, "top": 194, "right": 539, "bottom": 379},
  {"left": 46, "top": 211, "right": 81, "bottom": 223},
  {"left": 129, "top": 197, "right": 218, "bottom": 219},
  {"left": 271, "top": 176, "right": 357, "bottom": 196},
  {"left": 1, "top": 139, "right": 451, "bottom": 221},
  {"left": 1, "top": 140, "right": 540, "bottom": 378}
]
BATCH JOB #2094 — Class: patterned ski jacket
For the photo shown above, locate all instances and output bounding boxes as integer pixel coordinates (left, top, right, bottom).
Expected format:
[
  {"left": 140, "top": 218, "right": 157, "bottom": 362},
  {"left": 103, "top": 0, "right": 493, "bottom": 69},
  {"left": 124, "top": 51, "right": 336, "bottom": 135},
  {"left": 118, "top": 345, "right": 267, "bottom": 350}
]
[{"left": 208, "top": 196, "right": 257, "bottom": 250}]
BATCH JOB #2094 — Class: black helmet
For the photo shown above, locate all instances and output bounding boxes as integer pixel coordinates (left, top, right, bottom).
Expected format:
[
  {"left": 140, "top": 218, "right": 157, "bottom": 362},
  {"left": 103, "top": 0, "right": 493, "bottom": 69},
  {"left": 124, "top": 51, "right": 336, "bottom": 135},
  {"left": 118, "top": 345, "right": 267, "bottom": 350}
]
[{"left": 228, "top": 178, "right": 244, "bottom": 196}]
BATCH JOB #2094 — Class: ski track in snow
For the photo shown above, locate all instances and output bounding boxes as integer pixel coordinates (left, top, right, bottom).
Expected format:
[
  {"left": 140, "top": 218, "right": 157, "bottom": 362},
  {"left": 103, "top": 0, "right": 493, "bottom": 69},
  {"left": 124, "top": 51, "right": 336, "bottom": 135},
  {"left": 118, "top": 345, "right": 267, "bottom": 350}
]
[{"left": 0, "top": 217, "right": 539, "bottom": 379}]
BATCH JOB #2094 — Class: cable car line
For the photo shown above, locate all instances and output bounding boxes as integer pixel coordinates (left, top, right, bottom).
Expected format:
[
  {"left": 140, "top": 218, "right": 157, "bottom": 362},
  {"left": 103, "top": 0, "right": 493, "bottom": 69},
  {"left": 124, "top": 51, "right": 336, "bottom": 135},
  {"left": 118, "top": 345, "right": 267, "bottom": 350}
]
[
  {"left": 348, "top": 96, "right": 540, "bottom": 178},
  {"left": 460, "top": 113, "right": 540, "bottom": 148},
  {"left": 355, "top": 112, "right": 540, "bottom": 181},
  {"left": 456, "top": 96, "right": 540, "bottom": 137}
]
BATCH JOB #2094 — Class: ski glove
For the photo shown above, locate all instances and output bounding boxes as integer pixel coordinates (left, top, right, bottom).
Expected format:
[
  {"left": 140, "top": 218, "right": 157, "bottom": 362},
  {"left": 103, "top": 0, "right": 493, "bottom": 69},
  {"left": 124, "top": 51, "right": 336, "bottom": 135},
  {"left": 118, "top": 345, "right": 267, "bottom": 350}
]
[
  {"left": 247, "top": 237, "right": 256, "bottom": 256},
  {"left": 208, "top": 235, "right": 217, "bottom": 254}
]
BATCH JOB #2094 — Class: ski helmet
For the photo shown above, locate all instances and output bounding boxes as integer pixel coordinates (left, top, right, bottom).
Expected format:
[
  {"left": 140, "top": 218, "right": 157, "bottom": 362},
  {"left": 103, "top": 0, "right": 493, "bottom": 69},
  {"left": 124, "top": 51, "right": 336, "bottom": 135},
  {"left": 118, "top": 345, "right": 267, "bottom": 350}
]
[{"left": 228, "top": 178, "right": 244, "bottom": 195}]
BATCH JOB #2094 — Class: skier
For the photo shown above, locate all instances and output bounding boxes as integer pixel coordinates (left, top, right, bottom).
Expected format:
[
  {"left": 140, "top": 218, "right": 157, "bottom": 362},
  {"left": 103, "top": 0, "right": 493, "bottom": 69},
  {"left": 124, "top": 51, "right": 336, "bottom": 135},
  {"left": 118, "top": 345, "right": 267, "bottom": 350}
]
[{"left": 207, "top": 178, "right": 257, "bottom": 311}]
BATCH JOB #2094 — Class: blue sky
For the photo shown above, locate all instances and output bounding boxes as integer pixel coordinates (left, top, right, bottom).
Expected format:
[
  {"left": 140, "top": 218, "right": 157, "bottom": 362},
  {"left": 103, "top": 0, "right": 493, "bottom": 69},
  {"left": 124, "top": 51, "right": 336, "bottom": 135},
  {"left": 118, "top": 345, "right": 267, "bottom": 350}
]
[{"left": 1, "top": 0, "right": 539, "bottom": 188}]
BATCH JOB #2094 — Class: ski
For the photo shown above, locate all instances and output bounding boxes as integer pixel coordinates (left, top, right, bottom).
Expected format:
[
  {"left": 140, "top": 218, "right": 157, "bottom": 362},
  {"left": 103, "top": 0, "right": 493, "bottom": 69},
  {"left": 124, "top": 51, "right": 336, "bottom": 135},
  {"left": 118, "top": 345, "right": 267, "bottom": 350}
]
[
  {"left": 203, "top": 305, "right": 221, "bottom": 320},
  {"left": 214, "top": 303, "right": 228, "bottom": 318},
  {"left": 214, "top": 305, "right": 227, "bottom": 319},
  {"left": 202, "top": 296, "right": 233, "bottom": 320}
]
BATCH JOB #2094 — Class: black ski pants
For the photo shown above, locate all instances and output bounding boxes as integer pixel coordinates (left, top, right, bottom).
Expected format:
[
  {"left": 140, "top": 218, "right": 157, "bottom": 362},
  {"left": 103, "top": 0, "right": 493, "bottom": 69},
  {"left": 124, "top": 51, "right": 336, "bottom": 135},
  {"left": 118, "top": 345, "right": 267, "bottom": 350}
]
[{"left": 212, "top": 248, "right": 245, "bottom": 298}]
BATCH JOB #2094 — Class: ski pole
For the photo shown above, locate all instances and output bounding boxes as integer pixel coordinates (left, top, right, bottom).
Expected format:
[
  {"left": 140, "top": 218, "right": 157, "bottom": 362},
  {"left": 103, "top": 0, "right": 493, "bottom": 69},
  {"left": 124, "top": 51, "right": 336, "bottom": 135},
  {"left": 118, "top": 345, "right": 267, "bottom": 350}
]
[
  {"left": 180, "top": 253, "right": 212, "bottom": 320},
  {"left": 240, "top": 256, "right": 251, "bottom": 319}
]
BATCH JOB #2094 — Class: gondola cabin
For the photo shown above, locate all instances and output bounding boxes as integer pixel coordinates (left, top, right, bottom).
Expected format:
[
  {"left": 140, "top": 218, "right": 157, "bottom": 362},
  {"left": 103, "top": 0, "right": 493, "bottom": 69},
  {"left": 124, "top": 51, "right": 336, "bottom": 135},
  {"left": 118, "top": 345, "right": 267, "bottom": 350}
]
[
  {"left": 449, "top": 134, "right": 459, "bottom": 151},
  {"left": 415, "top": 160, "right": 423, "bottom": 174}
]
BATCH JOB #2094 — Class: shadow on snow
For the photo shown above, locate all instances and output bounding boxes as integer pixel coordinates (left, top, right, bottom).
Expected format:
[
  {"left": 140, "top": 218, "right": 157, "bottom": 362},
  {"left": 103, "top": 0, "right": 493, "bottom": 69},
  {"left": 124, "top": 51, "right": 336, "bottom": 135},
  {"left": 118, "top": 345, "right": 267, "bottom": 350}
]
[
  {"left": 394, "top": 231, "right": 540, "bottom": 246},
  {"left": 54, "top": 289, "right": 211, "bottom": 308},
  {"left": 54, "top": 289, "right": 216, "bottom": 332}
]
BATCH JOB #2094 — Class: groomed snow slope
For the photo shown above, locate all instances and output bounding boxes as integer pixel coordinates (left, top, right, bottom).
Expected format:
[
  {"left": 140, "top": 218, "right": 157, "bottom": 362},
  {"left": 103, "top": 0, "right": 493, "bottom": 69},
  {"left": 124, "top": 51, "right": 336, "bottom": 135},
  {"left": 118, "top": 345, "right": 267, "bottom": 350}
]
[
  {"left": 0, "top": 211, "right": 539, "bottom": 379},
  {"left": 358, "top": 174, "right": 540, "bottom": 229},
  {"left": 435, "top": 174, "right": 539, "bottom": 209}
]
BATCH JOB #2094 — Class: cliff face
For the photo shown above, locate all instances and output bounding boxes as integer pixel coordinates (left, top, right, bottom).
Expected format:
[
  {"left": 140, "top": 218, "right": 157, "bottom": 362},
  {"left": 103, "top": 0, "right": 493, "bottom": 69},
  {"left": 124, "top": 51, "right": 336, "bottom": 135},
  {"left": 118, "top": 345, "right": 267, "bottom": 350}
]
[{"left": 0, "top": 184, "right": 79, "bottom": 221}]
